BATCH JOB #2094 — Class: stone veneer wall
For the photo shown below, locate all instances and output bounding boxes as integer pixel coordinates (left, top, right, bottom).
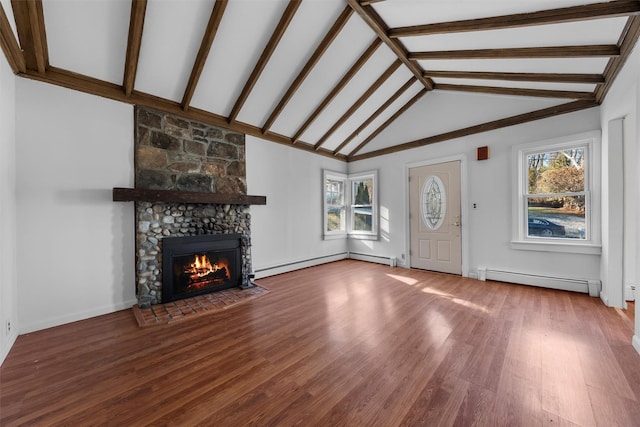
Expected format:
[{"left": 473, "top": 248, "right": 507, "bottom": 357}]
[{"left": 134, "top": 107, "right": 251, "bottom": 305}]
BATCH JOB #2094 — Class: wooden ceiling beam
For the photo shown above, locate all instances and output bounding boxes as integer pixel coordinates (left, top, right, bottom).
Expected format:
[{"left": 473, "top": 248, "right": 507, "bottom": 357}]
[
  {"left": 314, "top": 59, "right": 401, "bottom": 150},
  {"left": 11, "top": 0, "right": 48, "bottom": 73},
  {"left": 332, "top": 77, "right": 416, "bottom": 155},
  {"left": 348, "top": 100, "right": 598, "bottom": 162},
  {"left": 123, "top": 0, "right": 147, "bottom": 98},
  {"left": 389, "top": 0, "right": 640, "bottom": 37},
  {"left": 409, "top": 45, "right": 620, "bottom": 60},
  {"left": 20, "top": 66, "right": 346, "bottom": 161},
  {"left": 292, "top": 38, "right": 382, "bottom": 144},
  {"left": 435, "top": 83, "right": 595, "bottom": 100},
  {"left": 596, "top": 16, "right": 640, "bottom": 102},
  {"left": 423, "top": 70, "right": 604, "bottom": 84},
  {"left": 0, "top": 2, "right": 26, "bottom": 73},
  {"left": 348, "top": 88, "right": 428, "bottom": 158},
  {"left": 227, "top": 0, "right": 301, "bottom": 125},
  {"left": 345, "top": 0, "right": 434, "bottom": 90},
  {"left": 182, "top": 0, "right": 227, "bottom": 110},
  {"left": 261, "top": 6, "right": 353, "bottom": 133}
]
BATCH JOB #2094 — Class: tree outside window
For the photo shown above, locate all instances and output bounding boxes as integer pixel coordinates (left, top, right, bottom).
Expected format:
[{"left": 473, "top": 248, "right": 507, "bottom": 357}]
[{"left": 526, "top": 147, "right": 587, "bottom": 239}]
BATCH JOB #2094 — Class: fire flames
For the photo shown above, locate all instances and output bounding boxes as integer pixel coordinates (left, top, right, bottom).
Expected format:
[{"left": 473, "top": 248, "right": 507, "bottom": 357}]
[{"left": 184, "top": 254, "right": 230, "bottom": 288}]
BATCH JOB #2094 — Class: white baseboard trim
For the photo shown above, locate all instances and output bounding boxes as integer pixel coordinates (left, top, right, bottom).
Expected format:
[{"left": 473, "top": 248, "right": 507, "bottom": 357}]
[
  {"left": 600, "top": 291, "right": 609, "bottom": 306},
  {"left": 633, "top": 335, "right": 640, "bottom": 356},
  {"left": 0, "top": 331, "right": 18, "bottom": 367},
  {"left": 20, "top": 299, "right": 138, "bottom": 334},
  {"left": 253, "top": 252, "right": 348, "bottom": 279}
]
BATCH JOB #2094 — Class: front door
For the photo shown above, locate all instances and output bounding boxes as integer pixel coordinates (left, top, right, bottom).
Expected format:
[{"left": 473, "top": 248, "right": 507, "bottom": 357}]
[{"left": 409, "top": 161, "right": 462, "bottom": 274}]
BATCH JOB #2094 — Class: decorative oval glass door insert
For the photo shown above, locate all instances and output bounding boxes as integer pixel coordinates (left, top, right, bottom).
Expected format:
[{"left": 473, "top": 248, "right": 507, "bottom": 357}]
[{"left": 421, "top": 175, "right": 447, "bottom": 230}]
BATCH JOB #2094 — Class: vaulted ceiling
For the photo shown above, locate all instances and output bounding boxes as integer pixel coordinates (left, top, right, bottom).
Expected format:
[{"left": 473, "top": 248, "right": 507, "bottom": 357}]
[{"left": 1, "top": 0, "right": 639, "bottom": 162}]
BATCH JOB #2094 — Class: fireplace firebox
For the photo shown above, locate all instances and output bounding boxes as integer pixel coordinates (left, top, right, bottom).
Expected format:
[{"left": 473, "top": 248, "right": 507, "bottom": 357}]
[{"left": 161, "top": 234, "right": 242, "bottom": 303}]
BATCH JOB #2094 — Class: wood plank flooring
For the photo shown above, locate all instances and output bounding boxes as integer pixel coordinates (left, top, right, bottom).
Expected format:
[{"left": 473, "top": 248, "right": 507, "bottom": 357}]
[{"left": 1, "top": 260, "right": 639, "bottom": 426}]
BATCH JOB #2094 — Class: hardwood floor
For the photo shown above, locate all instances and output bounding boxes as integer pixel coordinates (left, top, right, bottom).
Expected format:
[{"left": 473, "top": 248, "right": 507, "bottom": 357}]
[{"left": 1, "top": 260, "right": 639, "bottom": 426}]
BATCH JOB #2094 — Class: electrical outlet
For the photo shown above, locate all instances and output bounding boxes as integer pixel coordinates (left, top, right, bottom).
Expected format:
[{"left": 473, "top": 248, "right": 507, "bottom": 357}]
[{"left": 6, "top": 320, "right": 11, "bottom": 335}]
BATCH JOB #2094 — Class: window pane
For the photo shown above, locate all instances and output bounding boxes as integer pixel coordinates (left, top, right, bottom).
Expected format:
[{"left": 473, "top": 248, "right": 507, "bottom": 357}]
[
  {"left": 325, "top": 179, "right": 344, "bottom": 205},
  {"left": 353, "top": 206, "right": 372, "bottom": 231},
  {"left": 352, "top": 178, "right": 373, "bottom": 205},
  {"left": 528, "top": 196, "right": 586, "bottom": 239},
  {"left": 327, "top": 207, "right": 344, "bottom": 232},
  {"left": 527, "top": 148, "right": 585, "bottom": 194}
]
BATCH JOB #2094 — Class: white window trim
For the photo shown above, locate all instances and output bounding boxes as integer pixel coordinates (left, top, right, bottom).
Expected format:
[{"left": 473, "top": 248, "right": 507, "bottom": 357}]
[
  {"left": 348, "top": 170, "right": 378, "bottom": 239},
  {"left": 511, "top": 130, "right": 601, "bottom": 255},
  {"left": 323, "top": 169, "right": 379, "bottom": 240},
  {"left": 323, "top": 170, "right": 347, "bottom": 239}
]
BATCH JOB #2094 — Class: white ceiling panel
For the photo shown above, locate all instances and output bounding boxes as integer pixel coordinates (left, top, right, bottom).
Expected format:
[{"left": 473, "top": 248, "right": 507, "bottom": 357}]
[
  {"left": 372, "top": 0, "right": 607, "bottom": 28},
  {"left": 299, "top": 46, "right": 397, "bottom": 144},
  {"left": 400, "top": 17, "right": 627, "bottom": 52},
  {"left": 236, "top": 0, "right": 345, "bottom": 127},
  {"left": 418, "top": 57, "right": 610, "bottom": 74},
  {"left": 269, "top": 15, "right": 377, "bottom": 137},
  {"left": 321, "top": 66, "right": 414, "bottom": 152},
  {"left": 433, "top": 78, "right": 597, "bottom": 93},
  {"left": 190, "top": 0, "right": 288, "bottom": 117},
  {"left": 135, "top": 0, "right": 212, "bottom": 102},
  {"left": 43, "top": 0, "right": 130, "bottom": 85},
  {"left": 340, "top": 81, "right": 425, "bottom": 156},
  {"left": 360, "top": 91, "right": 567, "bottom": 154}
]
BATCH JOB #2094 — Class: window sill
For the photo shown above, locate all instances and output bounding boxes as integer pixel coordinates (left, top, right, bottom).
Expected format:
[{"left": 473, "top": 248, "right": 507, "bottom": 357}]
[
  {"left": 348, "top": 233, "right": 378, "bottom": 241},
  {"left": 324, "top": 233, "right": 347, "bottom": 240},
  {"left": 511, "top": 240, "right": 601, "bottom": 255}
]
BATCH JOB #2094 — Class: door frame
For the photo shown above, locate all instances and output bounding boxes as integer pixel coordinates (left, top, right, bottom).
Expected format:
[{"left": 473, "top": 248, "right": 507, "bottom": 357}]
[{"left": 404, "top": 154, "right": 469, "bottom": 277}]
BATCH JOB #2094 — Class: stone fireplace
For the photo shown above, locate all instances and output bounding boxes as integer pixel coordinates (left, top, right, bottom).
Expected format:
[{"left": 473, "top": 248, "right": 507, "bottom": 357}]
[{"left": 122, "top": 106, "right": 264, "bottom": 306}]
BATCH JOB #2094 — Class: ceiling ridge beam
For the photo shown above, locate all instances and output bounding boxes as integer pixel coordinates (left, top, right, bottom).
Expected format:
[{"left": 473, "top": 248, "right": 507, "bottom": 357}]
[
  {"left": 389, "top": 0, "right": 640, "bottom": 37},
  {"left": 435, "top": 83, "right": 595, "bottom": 100},
  {"left": 182, "top": 0, "right": 227, "bottom": 111},
  {"left": 11, "top": 0, "right": 48, "bottom": 73},
  {"left": 423, "top": 70, "right": 604, "bottom": 84},
  {"left": 227, "top": 0, "right": 301, "bottom": 125},
  {"left": 0, "top": 2, "right": 26, "bottom": 73},
  {"left": 348, "top": 100, "right": 598, "bottom": 162},
  {"left": 20, "top": 66, "right": 347, "bottom": 162},
  {"left": 314, "top": 59, "right": 401, "bottom": 150},
  {"left": 346, "top": 0, "right": 434, "bottom": 90},
  {"left": 261, "top": 6, "right": 353, "bottom": 133},
  {"left": 409, "top": 45, "right": 620, "bottom": 60},
  {"left": 123, "top": 0, "right": 147, "bottom": 98},
  {"left": 596, "top": 15, "right": 640, "bottom": 102},
  {"left": 332, "top": 76, "right": 417, "bottom": 155},
  {"left": 348, "top": 88, "right": 428, "bottom": 157},
  {"left": 292, "top": 38, "right": 382, "bottom": 144}
]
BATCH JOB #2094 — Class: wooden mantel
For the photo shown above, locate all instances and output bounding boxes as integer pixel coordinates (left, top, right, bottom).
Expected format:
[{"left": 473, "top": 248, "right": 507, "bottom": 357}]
[{"left": 112, "top": 187, "right": 266, "bottom": 205}]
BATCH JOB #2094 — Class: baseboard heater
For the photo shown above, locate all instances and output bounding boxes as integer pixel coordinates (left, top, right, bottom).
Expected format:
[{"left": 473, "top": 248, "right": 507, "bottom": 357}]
[
  {"left": 253, "top": 252, "right": 349, "bottom": 278},
  {"left": 477, "top": 267, "right": 600, "bottom": 296},
  {"left": 253, "top": 251, "right": 398, "bottom": 278},
  {"left": 348, "top": 252, "right": 397, "bottom": 267}
]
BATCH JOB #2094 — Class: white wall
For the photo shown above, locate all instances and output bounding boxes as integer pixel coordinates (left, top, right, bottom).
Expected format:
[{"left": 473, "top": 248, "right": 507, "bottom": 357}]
[
  {"left": 246, "top": 137, "right": 348, "bottom": 276},
  {"left": 15, "top": 79, "right": 136, "bottom": 333},
  {"left": 599, "top": 41, "right": 640, "bottom": 309},
  {"left": 0, "top": 51, "right": 18, "bottom": 364},
  {"left": 349, "top": 106, "right": 602, "bottom": 286}
]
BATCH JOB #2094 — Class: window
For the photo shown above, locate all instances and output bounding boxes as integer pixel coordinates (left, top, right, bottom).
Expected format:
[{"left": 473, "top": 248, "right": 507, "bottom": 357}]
[
  {"left": 324, "top": 171, "right": 346, "bottom": 237},
  {"left": 512, "top": 131, "right": 600, "bottom": 254},
  {"left": 323, "top": 170, "right": 378, "bottom": 239}
]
